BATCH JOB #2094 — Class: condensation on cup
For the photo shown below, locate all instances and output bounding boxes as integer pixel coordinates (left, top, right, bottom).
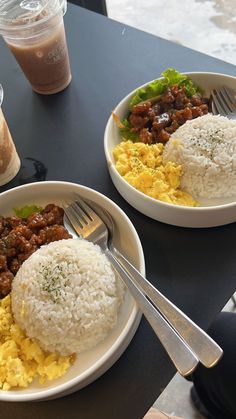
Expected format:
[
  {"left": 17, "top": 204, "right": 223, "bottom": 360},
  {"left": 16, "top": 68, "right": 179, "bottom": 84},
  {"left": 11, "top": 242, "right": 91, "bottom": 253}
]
[
  {"left": 0, "top": 0, "right": 72, "bottom": 95},
  {"left": 0, "top": 85, "right": 21, "bottom": 186}
]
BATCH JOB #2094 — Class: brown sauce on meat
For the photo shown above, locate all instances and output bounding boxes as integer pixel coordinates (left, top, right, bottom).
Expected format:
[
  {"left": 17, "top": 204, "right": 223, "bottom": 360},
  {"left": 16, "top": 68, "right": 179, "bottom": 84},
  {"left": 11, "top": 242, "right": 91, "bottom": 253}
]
[
  {"left": 129, "top": 85, "right": 210, "bottom": 144},
  {"left": 0, "top": 204, "right": 71, "bottom": 298}
]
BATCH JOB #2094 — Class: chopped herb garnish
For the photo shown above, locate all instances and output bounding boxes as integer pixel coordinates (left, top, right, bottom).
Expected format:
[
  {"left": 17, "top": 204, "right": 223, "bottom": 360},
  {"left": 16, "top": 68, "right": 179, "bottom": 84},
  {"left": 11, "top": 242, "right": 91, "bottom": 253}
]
[{"left": 40, "top": 264, "right": 70, "bottom": 303}]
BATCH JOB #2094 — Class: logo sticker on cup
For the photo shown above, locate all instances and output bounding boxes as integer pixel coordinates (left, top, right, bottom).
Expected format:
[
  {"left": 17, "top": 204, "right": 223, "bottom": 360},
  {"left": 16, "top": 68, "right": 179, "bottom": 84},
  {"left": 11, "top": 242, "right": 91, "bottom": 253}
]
[{"left": 46, "top": 43, "right": 66, "bottom": 64}]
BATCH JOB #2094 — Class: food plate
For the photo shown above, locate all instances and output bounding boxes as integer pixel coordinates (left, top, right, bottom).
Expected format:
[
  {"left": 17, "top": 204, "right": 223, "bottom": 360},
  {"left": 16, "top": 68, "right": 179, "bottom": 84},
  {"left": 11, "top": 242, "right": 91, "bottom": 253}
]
[
  {"left": 0, "top": 181, "right": 145, "bottom": 401},
  {"left": 104, "top": 72, "right": 236, "bottom": 228}
]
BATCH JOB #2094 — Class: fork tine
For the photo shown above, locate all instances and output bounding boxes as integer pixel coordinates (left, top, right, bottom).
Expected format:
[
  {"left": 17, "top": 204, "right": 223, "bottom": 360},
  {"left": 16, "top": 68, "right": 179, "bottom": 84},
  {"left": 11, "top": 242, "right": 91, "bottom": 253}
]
[
  {"left": 64, "top": 196, "right": 108, "bottom": 245},
  {"left": 64, "top": 196, "right": 104, "bottom": 237},
  {"left": 211, "top": 86, "right": 236, "bottom": 116},
  {"left": 70, "top": 202, "right": 92, "bottom": 225},
  {"left": 218, "top": 88, "right": 235, "bottom": 113},
  {"left": 75, "top": 196, "right": 102, "bottom": 224},
  {"left": 211, "top": 90, "right": 227, "bottom": 116},
  {"left": 211, "top": 97, "right": 219, "bottom": 116},
  {"left": 70, "top": 201, "right": 91, "bottom": 225},
  {"left": 223, "top": 86, "right": 236, "bottom": 104},
  {"left": 63, "top": 204, "right": 84, "bottom": 231},
  {"left": 222, "top": 86, "right": 236, "bottom": 111}
]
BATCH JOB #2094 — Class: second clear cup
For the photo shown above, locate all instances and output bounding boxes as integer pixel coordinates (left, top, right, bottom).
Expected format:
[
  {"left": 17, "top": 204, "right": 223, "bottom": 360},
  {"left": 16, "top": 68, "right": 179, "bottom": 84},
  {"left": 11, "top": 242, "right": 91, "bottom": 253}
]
[{"left": 0, "top": 0, "right": 72, "bottom": 95}]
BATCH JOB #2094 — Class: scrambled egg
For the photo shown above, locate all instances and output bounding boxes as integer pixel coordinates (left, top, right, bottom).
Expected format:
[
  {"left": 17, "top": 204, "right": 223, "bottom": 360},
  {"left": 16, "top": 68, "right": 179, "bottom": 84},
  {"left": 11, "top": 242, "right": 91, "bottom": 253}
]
[
  {"left": 0, "top": 295, "right": 74, "bottom": 390},
  {"left": 113, "top": 141, "right": 197, "bottom": 206}
]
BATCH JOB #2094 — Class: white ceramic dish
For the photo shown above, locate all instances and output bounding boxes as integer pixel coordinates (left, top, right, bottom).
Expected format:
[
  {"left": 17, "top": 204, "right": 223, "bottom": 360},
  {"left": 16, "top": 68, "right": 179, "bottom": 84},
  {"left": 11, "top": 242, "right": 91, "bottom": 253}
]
[
  {"left": 0, "top": 181, "right": 145, "bottom": 402},
  {"left": 104, "top": 72, "right": 236, "bottom": 228}
]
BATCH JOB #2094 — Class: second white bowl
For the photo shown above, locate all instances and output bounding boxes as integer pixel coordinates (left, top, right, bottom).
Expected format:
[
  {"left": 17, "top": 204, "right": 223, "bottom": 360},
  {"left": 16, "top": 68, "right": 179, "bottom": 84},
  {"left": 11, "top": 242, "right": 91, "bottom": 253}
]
[{"left": 104, "top": 72, "right": 236, "bottom": 228}]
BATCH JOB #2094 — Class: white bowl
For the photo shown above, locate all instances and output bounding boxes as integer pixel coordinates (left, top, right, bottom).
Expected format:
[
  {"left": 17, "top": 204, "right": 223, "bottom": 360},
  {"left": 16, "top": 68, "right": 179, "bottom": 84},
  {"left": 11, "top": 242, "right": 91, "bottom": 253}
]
[
  {"left": 0, "top": 181, "right": 145, "bottom": 401},
  {"left": 104, "top": 72, "right": 236, "bottom": 228}
]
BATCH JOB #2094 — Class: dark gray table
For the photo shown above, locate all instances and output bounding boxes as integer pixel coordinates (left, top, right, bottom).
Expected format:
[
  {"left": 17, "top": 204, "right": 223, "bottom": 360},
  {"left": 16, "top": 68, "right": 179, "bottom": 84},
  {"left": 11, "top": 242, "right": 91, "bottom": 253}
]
[{"left": 0, "top": 4, "right": 236, "bottom": 419}]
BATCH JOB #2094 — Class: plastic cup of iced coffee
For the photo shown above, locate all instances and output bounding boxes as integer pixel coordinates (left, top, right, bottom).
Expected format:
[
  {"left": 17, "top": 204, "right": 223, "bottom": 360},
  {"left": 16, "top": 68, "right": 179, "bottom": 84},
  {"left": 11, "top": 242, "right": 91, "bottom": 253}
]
[
  {"left": 0, "top": 0, "right": 71, "bottom": 95},
  {"left": 0, "top": 85, "right": 21, "bottom": 186}
]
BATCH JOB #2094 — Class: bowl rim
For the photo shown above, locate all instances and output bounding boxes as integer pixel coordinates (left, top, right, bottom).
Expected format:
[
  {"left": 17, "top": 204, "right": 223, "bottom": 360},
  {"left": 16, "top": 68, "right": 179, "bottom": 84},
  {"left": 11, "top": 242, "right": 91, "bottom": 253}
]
[
  {"left": 0, "top": 180, "right": 145, "bottom": 401},
  {"left": 104, "top": 71, "right": 236, "bottom": 212}
]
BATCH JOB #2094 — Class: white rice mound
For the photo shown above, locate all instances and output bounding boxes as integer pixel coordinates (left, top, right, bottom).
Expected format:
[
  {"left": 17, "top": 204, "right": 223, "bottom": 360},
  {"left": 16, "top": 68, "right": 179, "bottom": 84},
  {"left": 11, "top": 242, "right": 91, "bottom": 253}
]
[
  {"left": 11, "top": 239, "right": 124, "bottom": 356},
  {"left": 163, "top": 114, "right": 236, "bottom": 199}
]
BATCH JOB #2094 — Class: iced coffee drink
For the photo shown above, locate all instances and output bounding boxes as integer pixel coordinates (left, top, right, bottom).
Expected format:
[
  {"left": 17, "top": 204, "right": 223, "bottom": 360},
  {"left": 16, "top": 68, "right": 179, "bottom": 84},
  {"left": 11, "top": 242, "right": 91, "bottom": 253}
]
[
  {"left": 7, "top": 21, "right": 71, "bottom": 94},
  {"left": 0, "top": 108, "right": 20, "bottom": 186},
  {"left": 0, "top": 0, "right": 71, "bottom": 95}
]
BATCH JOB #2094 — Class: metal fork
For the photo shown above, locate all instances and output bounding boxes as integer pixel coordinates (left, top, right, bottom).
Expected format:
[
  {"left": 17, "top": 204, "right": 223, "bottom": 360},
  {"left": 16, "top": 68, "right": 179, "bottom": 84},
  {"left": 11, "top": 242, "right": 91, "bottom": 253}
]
[
  {"left": 211, "top": 86, "right": 236, "bottom": 120},
  {"left": 63, "top": 197, "right": 223, "bottom": 376}
]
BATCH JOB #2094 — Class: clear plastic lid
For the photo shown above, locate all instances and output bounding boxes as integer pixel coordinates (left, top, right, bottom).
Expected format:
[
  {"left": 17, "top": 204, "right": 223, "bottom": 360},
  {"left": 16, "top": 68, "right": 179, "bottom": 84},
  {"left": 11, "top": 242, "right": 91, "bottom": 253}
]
[{"left": 0, "top": 0, "right": 66, "bottom": 31}]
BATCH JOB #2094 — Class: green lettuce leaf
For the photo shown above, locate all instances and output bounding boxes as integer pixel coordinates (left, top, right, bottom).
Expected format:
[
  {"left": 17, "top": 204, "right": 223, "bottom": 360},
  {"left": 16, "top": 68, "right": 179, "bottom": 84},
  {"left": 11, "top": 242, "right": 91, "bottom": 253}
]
[
  {"left": 119, "top": 118, "right": 140, "bottom": 142},
  {"left": 129, "top": 79, "right": 168, "bottom": 109},
  {"left": 14, "top": 205, "right": 43, "bottom": 219},
  {"left": 119, "top": 68, "right": 202, "bottom": 142},
  {"left": 128, "top": 68, "right": 200, "bottom": 110}
]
